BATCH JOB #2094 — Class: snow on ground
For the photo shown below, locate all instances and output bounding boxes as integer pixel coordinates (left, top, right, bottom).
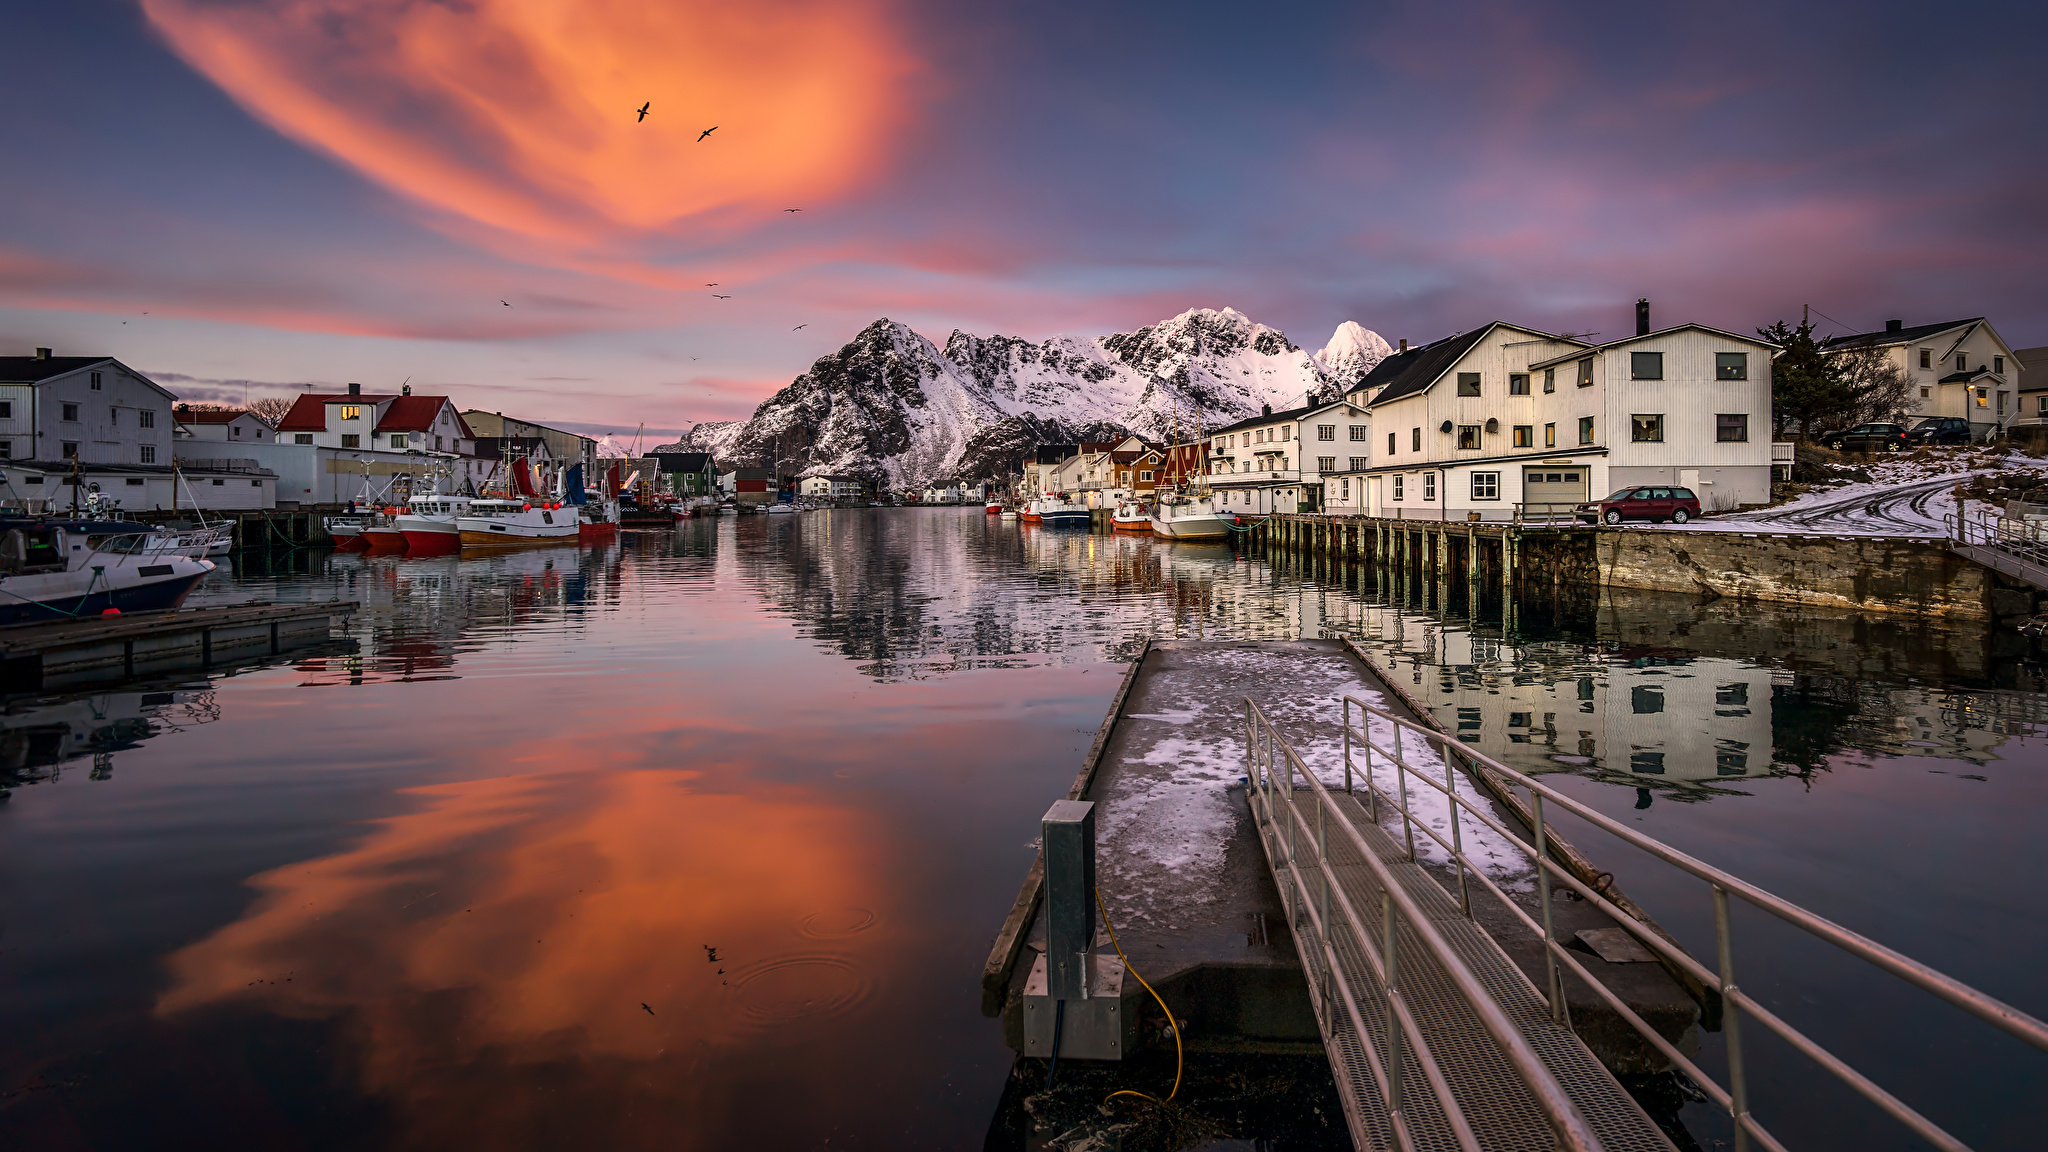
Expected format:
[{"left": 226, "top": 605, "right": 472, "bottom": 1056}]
[{"left": 1653, "top": 450, "right": 2048, "bottom": 538}]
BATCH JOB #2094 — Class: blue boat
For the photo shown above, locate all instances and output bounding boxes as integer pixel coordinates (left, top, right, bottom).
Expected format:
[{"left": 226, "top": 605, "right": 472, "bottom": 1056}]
[
  {"left": 0, "top": 518, "right": 215, "bottom": 625},
  {"left": 1036, "top": 496, "right": 1091, "bottom": 527}
]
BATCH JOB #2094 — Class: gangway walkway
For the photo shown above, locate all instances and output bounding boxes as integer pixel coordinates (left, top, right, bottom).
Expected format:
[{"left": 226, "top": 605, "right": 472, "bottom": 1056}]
[
  {"left": 1243, "top": 689, "right": 2048, "bottom": 1152},
  {"left": 1949, "top": 507, "right": 2048, "bottom": 592}
]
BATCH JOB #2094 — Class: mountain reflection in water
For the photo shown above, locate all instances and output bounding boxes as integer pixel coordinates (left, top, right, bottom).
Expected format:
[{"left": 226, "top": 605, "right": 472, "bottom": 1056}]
[{"left": 0, "top": 509, "right": 2041, "bottom": 1152}]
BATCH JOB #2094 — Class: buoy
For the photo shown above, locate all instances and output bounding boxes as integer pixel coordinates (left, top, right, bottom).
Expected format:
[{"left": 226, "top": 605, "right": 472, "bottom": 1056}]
[{"left": 101, "top": 607, "right": 121, "bottom": 616}]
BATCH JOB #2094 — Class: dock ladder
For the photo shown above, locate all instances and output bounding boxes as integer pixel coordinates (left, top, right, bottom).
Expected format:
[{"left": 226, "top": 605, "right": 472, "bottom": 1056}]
[{"left": 1242, "top": 695, "right": 2048, "bottom": 1152}]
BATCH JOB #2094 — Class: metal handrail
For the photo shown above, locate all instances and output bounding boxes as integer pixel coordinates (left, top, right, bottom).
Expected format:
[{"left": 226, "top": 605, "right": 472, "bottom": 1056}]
[
  {"left": 1336, "top": 693, "right": 2048, "bottom": 1152},
  {"left": 1243, "top": 697, "right": 1604, "bottom": 1152},
  {"left": 1513, "top": 502, "right": 1585, "bottom": 526},
  {"left": 1950, "top": 506, "right": 2048, "bottom": 571}
]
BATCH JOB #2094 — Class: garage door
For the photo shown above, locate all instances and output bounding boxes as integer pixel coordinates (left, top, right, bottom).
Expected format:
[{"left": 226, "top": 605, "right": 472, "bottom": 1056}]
[{"left": 1522, "top": 467, "right": 1588, "bottom": 513}]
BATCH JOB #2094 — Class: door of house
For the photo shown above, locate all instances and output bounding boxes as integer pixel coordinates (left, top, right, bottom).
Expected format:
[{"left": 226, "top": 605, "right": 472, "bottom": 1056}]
[{"left": 1521, "top": 467, "right": 1587, "bottom": 515}]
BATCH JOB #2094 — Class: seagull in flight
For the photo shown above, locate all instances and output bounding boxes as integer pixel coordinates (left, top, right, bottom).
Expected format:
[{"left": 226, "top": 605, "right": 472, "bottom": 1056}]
[
  {"left": 705, "top": 283, "right": 717, "bottom": 287},
  {"left": 636, "top": 102, "right": 650, "bottom": 122},
  {"left": 501, "top": 300, "right": 511, "bottom": 307},
  {"left": 697, "top": 126, "right": 717, "bottom": 142},
  {"left": 640, "top": 1002, "right": 655, "bottom": 1015},
  {"left": 792, "top": 324, "right": 807, "bottom": 330},
  {"left": 784, "top": 208, "right": 802, "bottom": 213},
  {"left": 711, "top": 294, "right": 731, "bottom": 299}
]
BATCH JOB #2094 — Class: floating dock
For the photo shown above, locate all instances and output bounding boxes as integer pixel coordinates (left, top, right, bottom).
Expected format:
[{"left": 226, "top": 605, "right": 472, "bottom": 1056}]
[
  {"left": 0, "top": 601, "right": 357, "bottom": 689},
  {"left": 984, "top": 639, "right": 1706, "bottom": 1148}
]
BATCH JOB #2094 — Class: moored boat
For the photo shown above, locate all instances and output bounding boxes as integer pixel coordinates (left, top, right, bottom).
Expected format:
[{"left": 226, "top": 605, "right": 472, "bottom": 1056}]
[
  {"left": 0, "top": 518, "right": 215, "bottom": 623},
  {"left": 361, "top": 514, "right": 408, "bottom": 555},
  {"left": 457, "top": 500, "right": 580, "bottom": 549},
  {"left": 1037, "top": 494, "right": 1091, "bottom": 527},
  {"left": 999, "top": 506, "right": 1018, "bottom": 521},
  {"left": 578, "top": 498, "right": 621, "bottom": 541},
  {"left": 395, "top": 494, "right": 477, "bottom": 556},
  {"left": 985, "top": 500, "right": 1003, "bottom": 514},
  {"left": 1018, "top": 500, "right": 1044, "bottom": 524},
  {"left": 1110, "top": 499, "right": 1151, "bottom": 532},
  {"left": 324, "top": 513, "right": 371, "bottom": 552},
  {"left": 1150, "top": 491, "right": 1230, "bottom": 540}
]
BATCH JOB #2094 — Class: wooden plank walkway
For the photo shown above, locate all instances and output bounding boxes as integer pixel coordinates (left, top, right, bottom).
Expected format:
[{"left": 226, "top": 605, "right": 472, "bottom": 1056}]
[{"left": 0, "top": 601, "right": 356, "bottom": 687}]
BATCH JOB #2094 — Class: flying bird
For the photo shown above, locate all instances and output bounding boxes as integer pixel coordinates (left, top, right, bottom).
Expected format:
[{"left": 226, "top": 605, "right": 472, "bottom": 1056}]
[
  {"left": 641, "top": 1003, "right": 655, "bottom": 1015},
  {"left": 703, "top": 945, "right": 720, "bottom": 962},
  {"left": 712, "top": 294, "right": 731, "bottom": 299},
  {"left": 705, "top": 283, "right": 718, "bottom": 287},
  {"left": 784, "top": 208, "right": 802, "bottom": 213},
  {"left": 697, "top": 126, "right": 717, "bottom": 142},
  {"left": 501, "top": 300, "right": 511, "bottom": 307},
  {"left": 636, "top": 102, "right": 650, "bottom": 122},
  {"left": 792, "top": 324, "right": 807, "bottom": 330}
]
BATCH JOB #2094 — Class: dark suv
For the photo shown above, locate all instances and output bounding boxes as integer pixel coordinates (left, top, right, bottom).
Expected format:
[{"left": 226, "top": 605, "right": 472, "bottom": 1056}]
[
  {"left": 1908, "top": 416, "right": 1973, "bottom": 447},
  {"left": 1577, "top": 487, "right": 1703, "bottom": 525},
  {"left": 1819, "top": 422, "right": 1909, "bottom": 452}
]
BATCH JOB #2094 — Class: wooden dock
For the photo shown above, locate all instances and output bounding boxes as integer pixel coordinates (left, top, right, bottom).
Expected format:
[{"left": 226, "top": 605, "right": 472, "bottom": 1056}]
[{"left": 0, "top": 601, "right": 357, "bottom": 689}]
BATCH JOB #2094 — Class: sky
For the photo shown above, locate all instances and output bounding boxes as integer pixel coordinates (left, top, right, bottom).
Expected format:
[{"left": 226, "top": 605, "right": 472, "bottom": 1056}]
[{"left": 2, "top": 0, "right": 2043, "bottom": 441}]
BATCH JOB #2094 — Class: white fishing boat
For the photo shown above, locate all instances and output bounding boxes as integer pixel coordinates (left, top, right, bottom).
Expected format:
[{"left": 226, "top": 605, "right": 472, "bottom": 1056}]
[
  {"left": 149, "top": 522, "right": 234, "bottom": 558},
  {"left": 767, "top": 502, "right": 798, "bottom": 515},
  {"left": 0, "top": 517, "right": 215, "bottom": 623},
  {"left": 1036, "top": 494, "right": 1091, "bottom": 527},
  {"left": 1110, "top": 499, "right": 1151, "bottom": 533},
  {"left": 999, "top": 507, "right": 1018, "bottom": 521},
  {"left": 1150, "top": 491, "right": 1230, "bottom": 540},
  {"left": 457, "top": 499, "right": 580, "bottom": 549},
  {"left": 395, "top": 494, "right": 477, "bottom": 556}
]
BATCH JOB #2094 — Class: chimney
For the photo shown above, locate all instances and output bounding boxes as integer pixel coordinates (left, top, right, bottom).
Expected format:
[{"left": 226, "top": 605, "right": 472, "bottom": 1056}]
[
  {"left": 1635, "top": 298, "right": 1650, "bottom": 337},
  {"left": 1262, "top": 403, "right": 1271, "bottom": 416},
  {"left": 34, "top": 347, "right": 51, "bottom": 360},
  {"left": 402, "top": 383, "right": 412, "bottom": 396},
  {"left": 1398, "top": 338, "right": 1408, "bottom": 353},
  {"left": 1885, "top": 319, "right": 1902, "bottom": 333},
  {"left": 347, "top": 381, "right": 361, "bottom": 396}
]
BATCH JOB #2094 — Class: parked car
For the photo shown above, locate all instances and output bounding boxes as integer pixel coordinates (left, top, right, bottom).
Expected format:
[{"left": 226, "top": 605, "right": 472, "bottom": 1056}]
[
  {"left": 1577, "top": 487, "right": 1703, "bottom": 525},
  {"left": 1908, "top": 416, "right": 1974, "bottom": 447},
  {"left": 1818, "top": 422, "right": 1910, "bottom": 452}
]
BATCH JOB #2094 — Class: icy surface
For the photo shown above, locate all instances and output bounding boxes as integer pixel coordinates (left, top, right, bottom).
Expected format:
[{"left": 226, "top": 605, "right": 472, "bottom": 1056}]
[{"left": 1649, "top": 453, "right": 2048, "bottom": 538}]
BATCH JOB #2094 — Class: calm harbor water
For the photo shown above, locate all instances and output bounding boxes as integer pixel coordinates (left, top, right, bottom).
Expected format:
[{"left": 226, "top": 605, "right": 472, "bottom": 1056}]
[{"left": 1, "top": 509, "right": 2042, "bottom": 1151}]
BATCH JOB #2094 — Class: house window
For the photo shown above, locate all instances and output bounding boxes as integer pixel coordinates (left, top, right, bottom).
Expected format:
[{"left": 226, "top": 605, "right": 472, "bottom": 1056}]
[
  {"left": 1457, "top": 425, "right": 1480, "bottom": 449},
  {"left": 1471, "top": 472, "right": 1500, "bottom": 500},
  {"left": 1632, "top": 414, "right": 1664, "bottom": 442},
  {"left": 1513, "top": 425, "right": 1533, "bottom": 447},
  {"left": 1318, "top": 456, "right": 1335, "bottom": 472},
  {"left": 62, "top": 403, "right": 79, "bottom": 422},
  {"left": 2039, "top": 396, "right": 2048, "bottom": 416},
  {"left": 1509, "top": 373, "right": 1529, "bottom": 396},
  {"left": 1349, "top": 456, "right": 1367, "bottom": 471},
  {"left": 1958, "top": 353, "right": 1968, "bottom": 372},
  {"left": 0, "top": 402, "right": 9, "bottom": 418},
  {"left": 126, "top": 478, "right": 144, "bottom": 486},
  {"left": 1976, "top": 388, "right": 1988, "bottom": 408},
  {"left": 1578, "top": 417, "right": 1595, "bottom": 445},
  {"left": 1921, "top": 388, "right": 1931, "bottom": 399},
  {"left": 1717, "top": 413, "right": 1749, "bottom": 442},
  {"left": 341, "top": 434, "right": 360, "bottom": 447},
  {"left": 1716, "top": 353, "right": 1748, "bottom": 380},
  {"left": 1544, "top": 368, "right": 1556, "bottom": 393},
  {"left": 252, "top": 480, "right": 262, "bottom": 487},
  {"left": 140, "top": 410, "right": 155, "bottom": 428},
  {"left": 1544, "top": 422, "right": 1556, "bottom": 447},
  {"left": 1140, "top": 470, "right": 1153, "bottom": 481},
  {"left": 1457, "top": 373, "right": 1482, "bottom": 397},
  {"left": 1341, "top": 478, "right": 1350, "bottom": 499},
  {"left": 1996, "top": 356, "right": 2005, "bottom": 374},
  {"left": 1318, "top": 424, "right": 1335, "bottom": 441},
  {"left": 0, "top": 442, "right": 10, "bottom": 459},
  {"left": 1998, "top": 392, "right": 2007, "bottom": 415},
  {"left": 90, "top": 371, "right": 102, "bottom": 390},
  {"left": 1423, "top": 473, "right": 1436, "bottom": 501},
  {"left": 211, "top": 477, "right": 225, "bottom": 486},
  {"left": 389, "top": 433, "right": 408, "bottom": 449},
  {"left": 295, "top": 433, "right": 313, "bottom": 445},
  {"left": 1349, "top": 425, "right": 1366, "bottom": 441},
  {"left": 1393, "top": 475, "right": 1404, "bottom": 501},
  {"left": 1631, "top": 352, "right": 1664, "bottom": 380},
  {"left": 341, "top": 405, "right": 361, "bottom": 420},
  {"left": 140, "top": 445, "right": 156, "bottom": 464},
  {"left": 61, "top": 441, "right": 78, "bottom": 458},
  {"left": 1281, "top": 425, "right": 1291, "bottom": 441},
  {"left": 435, "top": 435, "right": 444, "bottom": 451},
  {"left": 1577, "top": 358, "right": 1594, "bottom": 387}
]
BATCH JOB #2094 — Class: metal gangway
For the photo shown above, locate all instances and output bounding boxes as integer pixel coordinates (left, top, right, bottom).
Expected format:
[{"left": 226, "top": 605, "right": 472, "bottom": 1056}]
[
  {"left": 1242, "top": 694, "right": 2048, "bottom": 1152},
  {"left": 1949, "top": 504, "right": 2048, "bottom": 591}
]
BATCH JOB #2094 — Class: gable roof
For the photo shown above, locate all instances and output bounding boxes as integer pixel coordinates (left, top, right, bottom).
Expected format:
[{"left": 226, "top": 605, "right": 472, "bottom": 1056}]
[
  {"left": 277, "top": 393, "right": 396, "bottom": 431},
  {"left": 375, "top": 395, "right": 471, "bottom": 436},
  {"left": 1350, "top": 327, "right": 1504, "bottom": 408},
  {"left": 655, "top": 452, "right": 713, "bottom": 472},
  {"left": 277, "top": 392, "right": 471, "bottom": 436},
  {"left": 0, "top": 356, "right": 116, "bottom": 383},
  {"left": 1525, "top": 323, "right": 1779, "bottom": 372},
  {"left": 173, "top": 407, "right": 252, "bottom": 425},
  {"left": 1210, "top": 397, "right": 1360, "bottom": 437},
  {"left": 1820, "top": 318, "right": 1981, "bottom": 352},
  {"left": 1936, "top": 369, "right": 2001, "bottom": 384}
]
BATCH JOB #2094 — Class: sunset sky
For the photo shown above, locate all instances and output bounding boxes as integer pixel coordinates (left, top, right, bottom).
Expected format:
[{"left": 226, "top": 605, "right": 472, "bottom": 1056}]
[{"left": 3, "top": 0, "right": 2042, "bottom": 439}]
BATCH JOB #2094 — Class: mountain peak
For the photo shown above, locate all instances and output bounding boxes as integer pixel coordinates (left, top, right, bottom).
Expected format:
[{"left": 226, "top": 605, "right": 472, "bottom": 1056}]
[{"left": 1314, "top": 321, "right": 1393, "bottom": 387}]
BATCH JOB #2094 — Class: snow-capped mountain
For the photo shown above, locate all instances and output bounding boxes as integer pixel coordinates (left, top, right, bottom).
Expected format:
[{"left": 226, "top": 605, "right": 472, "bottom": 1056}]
[
  {"left": 686, "top": 308, "right": 1387, "bottom": 487},
  {"left": 1314, "top": 321, "right": 1394, "bottom": 390}
]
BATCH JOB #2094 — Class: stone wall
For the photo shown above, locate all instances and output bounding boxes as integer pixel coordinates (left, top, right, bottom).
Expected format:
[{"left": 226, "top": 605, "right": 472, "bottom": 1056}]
[{"left": 1593, "top": 529, "right": 2004, "bottom": 621}]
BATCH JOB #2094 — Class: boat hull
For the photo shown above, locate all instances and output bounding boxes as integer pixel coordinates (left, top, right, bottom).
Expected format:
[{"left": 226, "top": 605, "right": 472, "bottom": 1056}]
[
  {"left": 1111, "top": 516, "right": 1152, "bottom": 532},
  {"left": 1040, "top": 509, "right": 1090, "bottom": 527},
  {"left": 361, "top": 528, "right": 408, "bottom": 556},
  {"left": 1150, "top": 514, "right": 1230, "bottom": 540},
  {"left": 328, "top": 529, "right": 369, "bottom": 553},
  {"left": 460, "top": 527, "right": 578, "bottom": 549},
  {"left": 0, "top": 567, "right": 210, "bottom": 625},
  {"left": 579, "top": 521, "right": 619, "bottom": 541},
  {"left": 398, "top": 526, "right": 461, "bottom": 556}
]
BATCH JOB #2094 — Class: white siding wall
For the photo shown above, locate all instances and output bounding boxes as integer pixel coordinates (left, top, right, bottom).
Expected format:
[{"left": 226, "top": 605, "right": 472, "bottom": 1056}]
[
  {"left": 39, "top": 366, "right": 173, "bottom": 466},
  {"left": 1601, "top": 329, "right": 1772, "bottom": 510}
]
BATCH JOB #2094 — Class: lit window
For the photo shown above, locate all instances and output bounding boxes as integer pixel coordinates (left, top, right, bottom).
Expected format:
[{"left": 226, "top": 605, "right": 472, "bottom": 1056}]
[
  {"left": 1631, "top": 352, "right": 1664, "bottom": 380},
  {"left": 1632, "top": 414, "right": 1664, "bottom": 442},
  {"left": 1976, "top": 389, "right": 1988, "bottom": 408},
  {"left": 341, "top": 405, "right": 361, "bottom": 420},
  {"left": 1577, "top": 359, "right": 1594, "bottom": 387},
  {"left": 1716, "top": 353, "right": 1748, "bottom": 380},
  {"left": 1513, "top": 425, "right": 1532, "bottom": 447},
  {"left": 1471, "top": 472, "right": 1500, "bottom": 500},
  {"left": 1457, "top": 425, "right": 1480, "bottom": 450},
  {"left": 1578, "top": 416, "right": 1595, "bottom": 445},
  {"left": 1544, "top": 423, "right": 1556, "bottom": 447}
]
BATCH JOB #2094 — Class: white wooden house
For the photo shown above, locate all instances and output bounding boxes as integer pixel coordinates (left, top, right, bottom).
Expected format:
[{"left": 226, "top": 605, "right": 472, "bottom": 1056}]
[
  {"left": 1819, "top": 317, "right": 2021, "bottom": 440},
  {"left": 1206, "top": 400, "right": 1369, "bottom": 514}
]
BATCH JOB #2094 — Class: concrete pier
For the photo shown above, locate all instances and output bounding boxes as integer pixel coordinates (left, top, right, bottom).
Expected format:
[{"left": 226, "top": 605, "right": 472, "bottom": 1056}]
[{"left": 0, "top": 601, "right": 356, "bottom": 689}]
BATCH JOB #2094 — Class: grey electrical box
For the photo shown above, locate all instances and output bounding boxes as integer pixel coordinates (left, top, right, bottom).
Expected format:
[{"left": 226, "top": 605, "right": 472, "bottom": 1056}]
[
  {"left": 1022, "top": 951, "right": 1134, "bottom": 1060},
  {"left": 1041, "top": 799, "right": 1097, "bottom": 1001}
]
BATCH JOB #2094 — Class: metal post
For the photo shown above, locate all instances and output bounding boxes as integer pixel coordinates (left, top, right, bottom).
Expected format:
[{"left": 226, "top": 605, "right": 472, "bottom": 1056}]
[
  {"left": 1317, "top": 789, "right": 1331, "bottom": 1025},
  {"left": 1342, "top": 697, "right": 1354, "bottom": 794},
  {"left": 1040, "top": 800, "right": 1097, "bottom": 1004},
  {"left": 1533, "top": 791, "right": 1568, "bottom": 1026},
  {"left": 1716, "top": 884, "right": 1753, "bottom": 1152},
  {"left": 1364, "top": 717, "right": 1378, "bottom": 821},
  {"left": 1445, "top": 742, "right": 1470, "bottom": 916},
  {"left": 1395, "top": 725, "right": 1415, "bottom": 861},
  {"left": 1382, "top": 889, "right": 1404, "bottom": 1125}
]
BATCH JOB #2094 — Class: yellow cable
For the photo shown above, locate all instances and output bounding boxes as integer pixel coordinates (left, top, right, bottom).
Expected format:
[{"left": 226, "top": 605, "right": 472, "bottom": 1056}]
[{"left": 1094, "top": 886, "right": 1183, "bottom": 1107}]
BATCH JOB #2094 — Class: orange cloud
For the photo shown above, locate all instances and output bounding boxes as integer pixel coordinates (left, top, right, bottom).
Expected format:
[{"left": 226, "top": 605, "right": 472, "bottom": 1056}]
[
  {"left": 142, "top": 0, "right": 919, "bottom": 248},
  {"left": 155, "top": 769, "right": 889, "bottom": 1145}
]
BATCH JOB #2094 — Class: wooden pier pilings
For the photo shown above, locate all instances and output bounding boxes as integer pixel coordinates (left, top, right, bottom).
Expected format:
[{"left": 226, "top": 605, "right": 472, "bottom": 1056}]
[{"left": 1239, "top": 513, "right": 1591, "bottom": 622}]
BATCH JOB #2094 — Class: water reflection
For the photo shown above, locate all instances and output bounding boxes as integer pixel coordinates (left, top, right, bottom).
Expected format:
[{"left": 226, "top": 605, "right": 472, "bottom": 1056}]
[{"left": 0, "top": 509, "right": 2040, "bottom": 1152}]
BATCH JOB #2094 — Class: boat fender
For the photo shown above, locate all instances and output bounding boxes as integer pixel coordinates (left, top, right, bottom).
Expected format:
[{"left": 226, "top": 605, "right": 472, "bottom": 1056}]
[{"left": 102, "top": 607, "right": 121, "bottom": 616}]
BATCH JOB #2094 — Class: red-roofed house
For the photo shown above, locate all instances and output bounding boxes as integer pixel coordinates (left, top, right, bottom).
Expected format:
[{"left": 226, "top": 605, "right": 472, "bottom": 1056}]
[{"left": 178, "top": 382, "right": 484, "bottom": 506}]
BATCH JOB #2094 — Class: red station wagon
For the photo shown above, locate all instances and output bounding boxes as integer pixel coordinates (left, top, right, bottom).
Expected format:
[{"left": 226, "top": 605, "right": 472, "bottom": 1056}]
[{"left": 1577, "top": 486, "right": 1703, "bottom": 525}]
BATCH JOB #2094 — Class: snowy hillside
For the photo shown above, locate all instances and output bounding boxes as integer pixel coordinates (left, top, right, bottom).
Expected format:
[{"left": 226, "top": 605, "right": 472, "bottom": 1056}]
[{"left": 686, "top": 308, "right": 1387, "bottom": 487}]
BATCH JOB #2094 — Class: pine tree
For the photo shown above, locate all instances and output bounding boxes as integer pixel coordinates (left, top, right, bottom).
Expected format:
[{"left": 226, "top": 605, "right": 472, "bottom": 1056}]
[{"left": 1759, "top": 319, "right": 1852, "bottom": 439}]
